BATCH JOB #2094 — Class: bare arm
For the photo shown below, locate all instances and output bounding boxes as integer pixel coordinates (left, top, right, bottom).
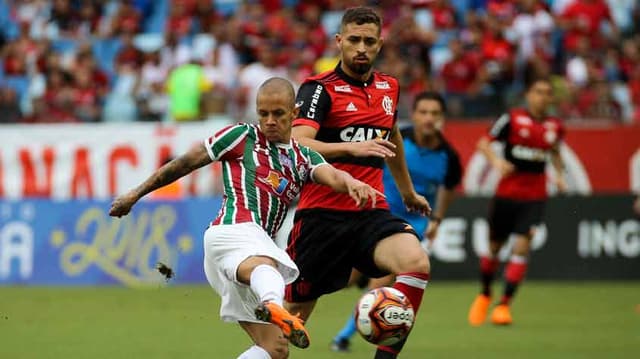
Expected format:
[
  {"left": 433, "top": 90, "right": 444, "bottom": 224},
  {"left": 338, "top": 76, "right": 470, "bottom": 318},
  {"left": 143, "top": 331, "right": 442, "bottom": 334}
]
[
  {"left": 477, "top": 136, "right": 514, "bottom": 176},
  {"left": 292, "top": 125, "right": 397, "bottom": 159},
  {"left": 432, "top": 187, "right": 456, "bottom": 221},
  {"left": 109, "top": 145, "right": 212, "bottom": 216},
  {"left": 424, "top": 187, "right": 456, "bottom": 241},
  {"left": 550, "top": 142, "right": 567, "bottom": 193},
  {"left": 312, "top": 165, "right": 384, "bottom": 208},
  {"left": 385, "top": 125, "right": 431, "bottom": 215},
  {"left": 292, "top": 125, "right": 353, "bottom": 158}
]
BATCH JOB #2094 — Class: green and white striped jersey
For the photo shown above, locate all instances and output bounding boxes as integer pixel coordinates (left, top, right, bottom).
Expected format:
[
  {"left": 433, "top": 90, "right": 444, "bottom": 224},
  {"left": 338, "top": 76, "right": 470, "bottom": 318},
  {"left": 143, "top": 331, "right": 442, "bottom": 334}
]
[{"left": 204, "top": 123, "right": 328, "bottom": 237}]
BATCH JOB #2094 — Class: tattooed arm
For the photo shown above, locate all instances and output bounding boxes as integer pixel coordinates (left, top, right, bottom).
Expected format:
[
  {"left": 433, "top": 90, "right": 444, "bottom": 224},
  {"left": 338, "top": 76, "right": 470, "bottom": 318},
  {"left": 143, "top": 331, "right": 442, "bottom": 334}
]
[{"left": 109, "top": 145, "right": 212, "bottom": 217}]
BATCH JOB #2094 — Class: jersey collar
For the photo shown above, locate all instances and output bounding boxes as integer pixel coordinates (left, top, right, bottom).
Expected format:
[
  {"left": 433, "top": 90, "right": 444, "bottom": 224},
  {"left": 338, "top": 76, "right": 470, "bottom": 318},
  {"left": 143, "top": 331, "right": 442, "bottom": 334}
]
[
  {"left": 402, "top": 126, "right": 446, "bottom": 150},
  {"left": 335, "top": 62, "right": 374, "bottom": 87}
]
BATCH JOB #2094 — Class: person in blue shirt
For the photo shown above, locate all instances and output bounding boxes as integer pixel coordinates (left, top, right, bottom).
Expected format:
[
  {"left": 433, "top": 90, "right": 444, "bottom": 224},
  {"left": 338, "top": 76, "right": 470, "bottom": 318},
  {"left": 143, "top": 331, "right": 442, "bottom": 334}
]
[{"left": 331, "top": 91, "right": 463, "bottom": 352}]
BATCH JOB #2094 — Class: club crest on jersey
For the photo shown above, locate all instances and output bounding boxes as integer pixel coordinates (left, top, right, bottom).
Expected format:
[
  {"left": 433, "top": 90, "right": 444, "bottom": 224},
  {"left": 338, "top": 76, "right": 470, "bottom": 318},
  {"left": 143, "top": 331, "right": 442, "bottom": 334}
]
[
  {"left": 296, "top": 163, "right": 308, "bottom": 181},
  {"left": 382, "top": 95, "right": 394, "bottom": 115},
  {"left": 279, "top": 153, "right": 292, "bottom": 168},
  {"left": 375, "top": 81, "right": 390, "bottom": 89},
  {"left": 260, "top": 170, "right": 289, "bottom": 195},
  {"left": 334, "top": 85, "right": 352, "bottom": 93}
]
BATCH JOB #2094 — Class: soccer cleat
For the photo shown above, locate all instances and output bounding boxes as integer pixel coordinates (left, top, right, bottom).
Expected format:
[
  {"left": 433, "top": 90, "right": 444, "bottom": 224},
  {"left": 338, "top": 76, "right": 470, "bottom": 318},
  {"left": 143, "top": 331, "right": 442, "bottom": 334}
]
[
  {"left": 490, "top": 304, "right": 513, "bottom": 325},
  {"left": 330, "top": 338, "right": 351, "bottom": 352},
  {"left": 468, "top": 294, "right": 491, "bottom": 326},
  {"left": 255, "top": 301, "right": 311, "bottom": 349}
]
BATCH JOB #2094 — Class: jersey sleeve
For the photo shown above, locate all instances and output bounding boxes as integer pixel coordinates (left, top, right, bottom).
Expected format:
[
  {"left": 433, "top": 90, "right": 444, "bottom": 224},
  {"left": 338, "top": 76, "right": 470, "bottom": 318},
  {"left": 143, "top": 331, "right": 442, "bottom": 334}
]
[
  {"left": 292, "top": 81, "right": 332, "bottom": 130},
  {"left": 488, "top": 113, "right": 511, "bottom": 141},
  {"left": 444, "top": 145, "right": 463, "bottom": 190},
  {"left": 304, "top": 147, "right": 330, "bottom": 183},
  {"left": 203, "top": 124, "right": 249, "bottom": 161}
]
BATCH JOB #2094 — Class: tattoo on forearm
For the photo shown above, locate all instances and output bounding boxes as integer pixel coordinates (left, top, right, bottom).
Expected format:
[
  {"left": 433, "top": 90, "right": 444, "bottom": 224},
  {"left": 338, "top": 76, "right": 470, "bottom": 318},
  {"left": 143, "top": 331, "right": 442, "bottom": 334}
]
[{"left": 136, "top": 155, "right": 203, "bottom": 197}]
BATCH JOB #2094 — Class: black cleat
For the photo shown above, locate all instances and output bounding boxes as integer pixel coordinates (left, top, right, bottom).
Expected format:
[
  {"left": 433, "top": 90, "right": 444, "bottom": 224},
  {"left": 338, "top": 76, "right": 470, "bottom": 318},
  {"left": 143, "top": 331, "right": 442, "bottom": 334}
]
[{"left": 330, "top": 338, "right": 351, "bottom": 352}]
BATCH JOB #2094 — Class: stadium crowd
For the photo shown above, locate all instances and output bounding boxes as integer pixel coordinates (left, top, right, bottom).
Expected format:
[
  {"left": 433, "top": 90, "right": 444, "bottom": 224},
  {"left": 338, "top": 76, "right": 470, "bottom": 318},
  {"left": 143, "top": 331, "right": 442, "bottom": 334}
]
[{"left": 0, "top": 0, "right": 639, "bottom": 124}]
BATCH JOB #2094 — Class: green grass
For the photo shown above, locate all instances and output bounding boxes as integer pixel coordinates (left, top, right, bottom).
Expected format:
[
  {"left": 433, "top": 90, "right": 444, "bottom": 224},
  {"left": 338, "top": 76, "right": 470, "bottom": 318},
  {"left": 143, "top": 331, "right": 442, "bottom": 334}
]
[{"left": 1, "top": 282, "right": 639, "bottom": 358}]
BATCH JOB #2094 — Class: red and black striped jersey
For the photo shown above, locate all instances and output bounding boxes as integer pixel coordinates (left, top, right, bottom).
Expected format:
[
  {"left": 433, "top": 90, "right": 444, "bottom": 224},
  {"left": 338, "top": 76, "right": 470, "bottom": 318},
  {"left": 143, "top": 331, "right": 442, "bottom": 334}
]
[
  {"left": 293, "top": 64, "right": 400, "bottom": 211},
  {"left": 489, "top": 108, "right": 565, "bottom": 200}
]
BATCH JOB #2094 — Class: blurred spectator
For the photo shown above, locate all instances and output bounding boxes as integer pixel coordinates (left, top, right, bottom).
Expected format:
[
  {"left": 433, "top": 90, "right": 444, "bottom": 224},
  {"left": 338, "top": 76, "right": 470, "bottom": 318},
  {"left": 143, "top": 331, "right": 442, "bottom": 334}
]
[
  {"left": 161, "top": 31, "right": 192, "bottom": 70},
  {"left": 0, "top": 87, "right": 22, "bottom": 123},
  {"left": 110, "top": 0, "right": 141, "bottom": 36},
  {"left": 440, "top": 38, "right": 484, "bottom": 116},
  {"left": 0, "top": 0, "right": 639, "bottom": 124},
  {"left": 166, "top": 1, "right": 193, "bottom": 38},
  {"left": 115, "top": 33, "right": 143, "bottom": 72},
  {"left": 71, "top": 67, "right": 101, "bottom": 122},
  {"left": 166, "top": 59, "right": 211, "bottom": 121},
  {"left": 35, "top": 69, "right": 76, "bottom": 123},
  {"left": 135, "top": 50, "right": 168, "bottom": 121},
  {"left": 508, "top": 0, "right": 554, "bottom": 63},
  {"left": 573, "top": 79, "right": 621, "bottom": 120},
  {"left": 559, "top": 0, "right": 618, "bottom": 54}
]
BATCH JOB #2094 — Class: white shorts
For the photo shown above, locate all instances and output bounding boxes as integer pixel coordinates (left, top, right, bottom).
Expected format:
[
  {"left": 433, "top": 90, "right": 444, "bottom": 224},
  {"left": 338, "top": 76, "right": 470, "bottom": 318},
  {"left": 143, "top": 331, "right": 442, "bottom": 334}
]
[{"left": 203, "top": 222, "right": 299, "bottom": 323}]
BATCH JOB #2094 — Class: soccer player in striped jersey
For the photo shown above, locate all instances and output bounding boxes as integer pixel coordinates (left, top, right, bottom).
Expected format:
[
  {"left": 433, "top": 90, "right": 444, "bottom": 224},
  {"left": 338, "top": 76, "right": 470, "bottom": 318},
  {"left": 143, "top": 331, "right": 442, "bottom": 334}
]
[
  {"left": 109, "top": 78, "right": 383, "bottom": 359},
  {"left": 330, "top": 91, "right": 463, "bottom": 352}
]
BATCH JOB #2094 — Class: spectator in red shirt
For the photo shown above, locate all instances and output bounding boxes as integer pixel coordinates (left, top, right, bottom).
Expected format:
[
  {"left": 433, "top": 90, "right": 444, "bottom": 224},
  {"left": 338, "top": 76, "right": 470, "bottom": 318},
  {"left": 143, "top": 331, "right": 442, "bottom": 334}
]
[
  {"left": 628, "top": 66, "right": 640, "bottom": 122},
  {"left": 111, "top": 0, "right": 141, "bottom": 36},
  {"left": 75, "top": 49, "right": 109, "bottom": 99},
  {"left": 72, "top": 68, "right": 101, "bottom": 122},
  {"left": 2, "top": 43, "right": 28, "bottom": 76},
  {"left": 440, "top": 38, "right": 487, "bottom": 116},
  {"left": 620, "top": 39, "right": 640, "bottom": 80},
  {"left": 487, "top": 0, "right": 517, "bottom": 23},
  {"left": 167, "top": 1, "right": 193, "bottom": 37},
  {"left": 430, "top": 0, "right": 458, "bottom": 30},
  {"left": 115, "top": 34, "right": 143, "bottom": 72},
  {"left": 38, "top": 69, "right": 77, "bottom": 123},
  {"left": 560, "top": 0, "right": 618, "bottom": 53},
  {"left": 482, "top": 15, "right": 515, "bottom": 87},
  {"left": 441, "top": 39, "right": 481, "bottom": 95},
  {"left": 574, "top": 78, "right": 621, "bottom": 119}
]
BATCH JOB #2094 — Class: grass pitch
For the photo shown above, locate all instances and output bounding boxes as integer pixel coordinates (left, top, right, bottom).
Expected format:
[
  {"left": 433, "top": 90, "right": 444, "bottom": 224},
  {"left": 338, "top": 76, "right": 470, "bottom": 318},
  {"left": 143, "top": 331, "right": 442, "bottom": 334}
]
[{"left": 1, "top": 282, "right": 638, "bottom": 359}]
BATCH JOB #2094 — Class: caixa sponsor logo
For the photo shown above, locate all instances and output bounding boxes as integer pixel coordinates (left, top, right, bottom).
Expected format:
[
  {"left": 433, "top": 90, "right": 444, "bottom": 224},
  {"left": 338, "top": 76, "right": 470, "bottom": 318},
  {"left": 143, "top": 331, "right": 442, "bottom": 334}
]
[
  {"left": 340, "top": 126, "right": 391, "bottom": 142},
  {"left": 511, "top": 145, "right": 548, "bottom": 162}
]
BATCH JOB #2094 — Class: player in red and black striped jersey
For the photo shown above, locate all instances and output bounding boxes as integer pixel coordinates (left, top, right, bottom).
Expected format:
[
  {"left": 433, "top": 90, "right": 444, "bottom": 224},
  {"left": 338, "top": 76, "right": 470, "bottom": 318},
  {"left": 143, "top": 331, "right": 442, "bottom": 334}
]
[
  {"left": 468, "top": 77, "right": 567, "bottom": 327},
  {"left": 284, "top": 7, "right": 432, "bottom": 359}
]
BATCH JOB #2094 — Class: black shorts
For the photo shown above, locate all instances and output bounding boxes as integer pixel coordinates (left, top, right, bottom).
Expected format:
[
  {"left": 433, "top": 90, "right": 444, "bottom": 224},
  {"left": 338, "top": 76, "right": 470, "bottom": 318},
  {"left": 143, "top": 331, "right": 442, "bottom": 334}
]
[
  {"left": 488, "top": 197, "right": 545, "bottom": 241},
  {"left": 285, "top": 209, "right": 419, "bottom": 303}
]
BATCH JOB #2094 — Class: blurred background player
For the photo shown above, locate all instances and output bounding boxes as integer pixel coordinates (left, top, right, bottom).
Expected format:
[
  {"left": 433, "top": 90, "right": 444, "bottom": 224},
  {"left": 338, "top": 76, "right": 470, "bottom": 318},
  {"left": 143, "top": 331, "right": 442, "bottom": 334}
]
[
  {"left": 331, "top": 90, "right": 463, "bottom": 352},
  {"left": 285, "top": 7, "right": 432, "bottom": 359},
  {"left": 468, "top": 77, "right": 567, "bottom": 327},
  {"left": 109, "top": 77, "right": 383, "bottom": 358}
]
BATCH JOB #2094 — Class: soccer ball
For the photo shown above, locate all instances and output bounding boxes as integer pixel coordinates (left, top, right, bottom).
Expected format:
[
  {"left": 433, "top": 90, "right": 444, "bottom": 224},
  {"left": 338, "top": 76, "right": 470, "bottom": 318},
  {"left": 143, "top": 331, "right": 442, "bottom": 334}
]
[{"left": 354, "top": 287, "right": 415, "bottom": 346}]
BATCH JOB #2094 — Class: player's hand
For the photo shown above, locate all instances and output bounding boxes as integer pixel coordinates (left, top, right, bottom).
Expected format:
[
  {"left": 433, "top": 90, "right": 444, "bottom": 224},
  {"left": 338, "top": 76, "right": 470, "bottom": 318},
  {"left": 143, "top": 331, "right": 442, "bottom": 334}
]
[
  {"left": 109, "top": 191, "right": 139, "bottom": 217},
  {"left": 403, "top": 192, "right": 431, "bottom": 216},
  {"left": 349, "top": 139, "right": 396, "bottom": 158},
  {"left": 493, "top": 158, "right": 515, "bottom": 177},
  {"left": 346, "top": 179, "right": 385, "bottom": 208},
  {"left": 424, "top": 220, "right": 440, "bottom": 241}
]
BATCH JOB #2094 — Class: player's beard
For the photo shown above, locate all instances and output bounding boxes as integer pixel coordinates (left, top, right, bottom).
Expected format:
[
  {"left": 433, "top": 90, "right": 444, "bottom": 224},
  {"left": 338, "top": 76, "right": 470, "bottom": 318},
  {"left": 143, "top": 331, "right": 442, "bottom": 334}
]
[{"left": 347, "top": 59, "right": 372, "bottom": 75}]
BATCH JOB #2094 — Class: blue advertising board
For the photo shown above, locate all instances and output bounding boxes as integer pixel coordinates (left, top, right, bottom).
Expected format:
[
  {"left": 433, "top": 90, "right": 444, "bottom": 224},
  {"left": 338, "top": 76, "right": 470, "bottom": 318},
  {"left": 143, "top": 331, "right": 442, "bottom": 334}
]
[{"left": 0, "top": 198, "right": 223, "bottom": 286}]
